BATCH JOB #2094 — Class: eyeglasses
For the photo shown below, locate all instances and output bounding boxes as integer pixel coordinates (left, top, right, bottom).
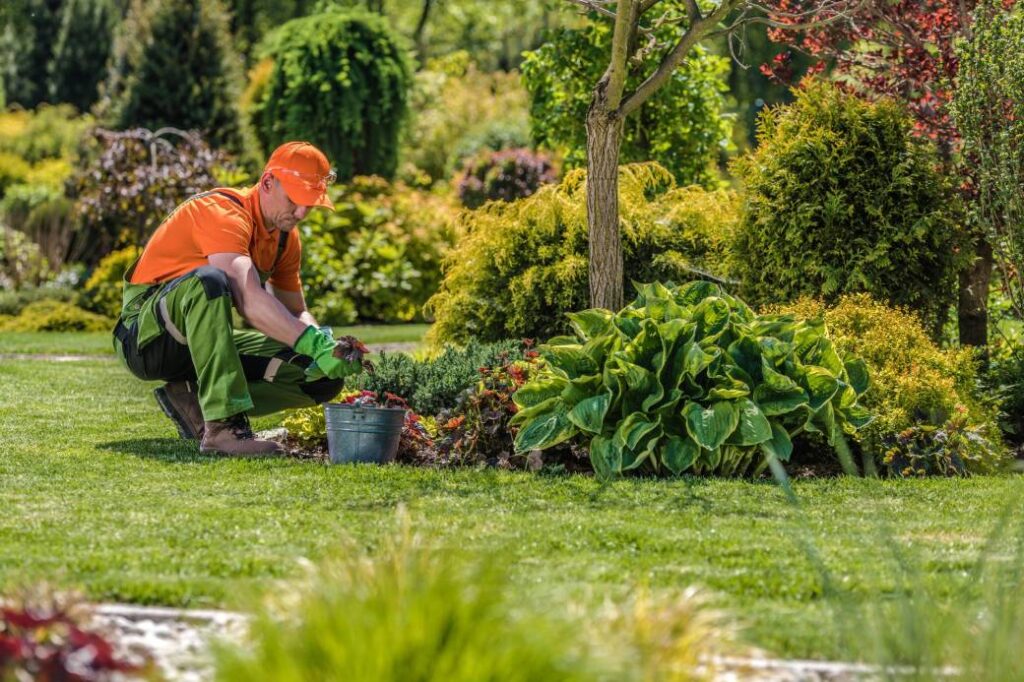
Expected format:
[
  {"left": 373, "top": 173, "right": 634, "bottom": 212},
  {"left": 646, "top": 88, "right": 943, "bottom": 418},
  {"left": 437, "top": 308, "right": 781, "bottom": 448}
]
[{"left": 270, "top": 167, "right": 337, "bottom": 192}]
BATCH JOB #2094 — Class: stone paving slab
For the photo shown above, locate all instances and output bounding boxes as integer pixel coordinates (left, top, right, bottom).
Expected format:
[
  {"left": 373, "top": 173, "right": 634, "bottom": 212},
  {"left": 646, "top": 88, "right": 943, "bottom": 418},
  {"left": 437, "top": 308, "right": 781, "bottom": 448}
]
[{"left": 85, "top": 603, "right": 911, "bottom": 681}]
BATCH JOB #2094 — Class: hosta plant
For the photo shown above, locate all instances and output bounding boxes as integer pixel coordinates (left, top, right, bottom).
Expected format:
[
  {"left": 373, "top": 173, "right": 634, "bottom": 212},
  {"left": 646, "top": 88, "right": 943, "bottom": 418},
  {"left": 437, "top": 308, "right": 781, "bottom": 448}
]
[{"left": 511, "top": 281, "right": 874, "bottom": 479}]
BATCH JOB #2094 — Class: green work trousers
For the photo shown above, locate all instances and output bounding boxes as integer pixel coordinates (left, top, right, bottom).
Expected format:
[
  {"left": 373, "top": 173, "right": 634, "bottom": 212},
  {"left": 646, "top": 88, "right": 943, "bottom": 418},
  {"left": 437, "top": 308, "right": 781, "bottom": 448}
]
[{"left": 114, "top": 265, "right": 343, "bottom": 421}]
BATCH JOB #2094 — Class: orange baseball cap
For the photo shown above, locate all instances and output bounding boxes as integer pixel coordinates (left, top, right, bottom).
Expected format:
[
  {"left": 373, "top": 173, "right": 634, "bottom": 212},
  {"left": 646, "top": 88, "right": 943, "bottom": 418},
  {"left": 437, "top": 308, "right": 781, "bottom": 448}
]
[{"left": 264, "top": 141, "right": 335, "bottom": 210}]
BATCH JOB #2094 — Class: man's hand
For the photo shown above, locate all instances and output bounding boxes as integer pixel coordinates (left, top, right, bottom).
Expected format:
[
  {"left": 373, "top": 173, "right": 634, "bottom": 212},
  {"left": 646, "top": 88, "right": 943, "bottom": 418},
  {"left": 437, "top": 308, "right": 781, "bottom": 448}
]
[
  {"left": 334, "top": 335, "right": 374, "bottom": 373},
  {"left": 294, "top": 326, "right": 360, "bottom": 379}
]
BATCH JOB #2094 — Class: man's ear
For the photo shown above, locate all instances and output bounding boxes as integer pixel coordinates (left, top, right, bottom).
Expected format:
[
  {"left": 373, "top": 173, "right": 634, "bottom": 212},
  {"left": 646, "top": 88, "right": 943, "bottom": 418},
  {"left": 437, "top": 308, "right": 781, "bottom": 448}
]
[{"left": 259, "top": 171, "right": 275, "bottom": 192}]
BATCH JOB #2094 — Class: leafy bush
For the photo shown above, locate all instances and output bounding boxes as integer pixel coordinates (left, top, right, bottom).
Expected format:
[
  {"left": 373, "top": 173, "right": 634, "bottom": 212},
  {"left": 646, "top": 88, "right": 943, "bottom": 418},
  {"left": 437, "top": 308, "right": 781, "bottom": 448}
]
[
  {"left": 426, "top": 163, "right": 740, "bottom": 346},
  {"left": 102, "top": 0, "right": 246, "bottom": 152},
  {"left": 300, "top": 176, "right": 458, "bottom": 324},
  {"left": 400, "top": 51, "right": 531, "bottom": 184},
  {"left": 0, "top": 300, "right": 111, "bottom": 332},
  {"left": 777, "top": 294, "right": 1007, "bottom": 473},
  {"left": 881, "top": 410, "right": 1006, "bottom": 477},
  {"left": 522, "top": 22, "right": 731, "bottom": 188},
  {"left": 732, "top": 81, "right": 962, "bottom": 335},
  {"left": 345, "top": 338, "right": 525, "bottom": 417},
  {"left": 512, "top": 281, "right": 874, "bottom": 480},
  {"left": 0, "top": 286, "right": 76, "bottom": 316},
  {"left": 984, "top": 339, "right": 1024, "bottom": 444},
  {"left": 0, "top": 104, "right": 93, "bottom": 164},
  {"left": 0, "top": 153, "right": 30, "bottom": 196},
  {"left": 253, "top": 10, "right": 411, "bottom": 180},
  {"left": 82, "top": 246, "right": 140, "bottom": 318},
  {"left": 0, "top": 0, "right": 63, "bottom": 108},
  {"left": 456, "top": 148, "right": 557, "bottom": 209},
  {"left": 0, "top": 184, "right": 78, "bottom": 269},
  {"left": 69, "top": 128, "right": 230, "bottom": 264},
  {"left": 0, "top": 226, "right": 50, "bottom": 289}
]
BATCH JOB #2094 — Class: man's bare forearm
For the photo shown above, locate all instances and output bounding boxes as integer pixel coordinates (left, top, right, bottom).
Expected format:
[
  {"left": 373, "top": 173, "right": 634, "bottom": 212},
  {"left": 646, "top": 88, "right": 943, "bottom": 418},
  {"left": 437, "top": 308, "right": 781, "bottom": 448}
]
[{"left": 237, "top": 287, "right": 309, "bottom": 346}]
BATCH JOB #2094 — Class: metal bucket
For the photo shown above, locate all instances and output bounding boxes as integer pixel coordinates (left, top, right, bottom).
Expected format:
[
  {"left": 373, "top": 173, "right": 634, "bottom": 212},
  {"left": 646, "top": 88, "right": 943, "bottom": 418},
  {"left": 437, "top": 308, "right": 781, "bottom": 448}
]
[{"left": 324, "top": 403, "right": 406, "bottom": 465}]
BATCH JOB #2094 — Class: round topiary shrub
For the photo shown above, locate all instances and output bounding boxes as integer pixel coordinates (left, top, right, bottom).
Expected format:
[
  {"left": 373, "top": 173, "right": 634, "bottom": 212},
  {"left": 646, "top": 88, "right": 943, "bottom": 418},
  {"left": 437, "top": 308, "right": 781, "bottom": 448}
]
[
  {"left": 732, "top": 80, "right": 963, "bottom": 336},
  {"left": 777, "top": 294, "right": 1007, "bottom": 475},
  {"left": 426, "top": 162, "right": 740, "bottom": 346},
  {"left": 456, "top": 148, "right": 557, "bottom": 209},
  {"left": 253, "top": 10, "right": 411, "bottom": 181}
]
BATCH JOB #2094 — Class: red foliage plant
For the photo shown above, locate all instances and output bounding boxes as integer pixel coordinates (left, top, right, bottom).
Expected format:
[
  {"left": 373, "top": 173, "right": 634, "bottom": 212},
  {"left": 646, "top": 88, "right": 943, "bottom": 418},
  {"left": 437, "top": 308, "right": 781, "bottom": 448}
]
[
  {"left": 1, "top": 603, "right": 146, "bottom": 681},
  {"left": 761, "top": 0, "right": 1018, "bottom": 154}
]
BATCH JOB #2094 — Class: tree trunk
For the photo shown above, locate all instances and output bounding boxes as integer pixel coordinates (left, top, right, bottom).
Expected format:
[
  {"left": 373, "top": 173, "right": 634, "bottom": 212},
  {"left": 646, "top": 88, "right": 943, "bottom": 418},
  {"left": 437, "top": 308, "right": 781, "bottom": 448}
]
[
  {"left": 586, "top": 99, "right": 626, "bottom": 311},
  {"left": 413, "top": 0, "right": 433, "bottom": 63},
  {"left": 959, "top": 237, "right": 993, "bottom": 353}
]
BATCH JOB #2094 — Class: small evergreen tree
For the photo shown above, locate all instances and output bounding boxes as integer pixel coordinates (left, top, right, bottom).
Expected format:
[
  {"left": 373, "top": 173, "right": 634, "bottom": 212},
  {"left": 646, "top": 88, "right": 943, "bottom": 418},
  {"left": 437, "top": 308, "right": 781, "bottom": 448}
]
[
  {"left": 102, "top": 0, "right": 245, "bottom": 151},
  {"left": 253, "top": 9, "right": 411, "bottom": 180},
  {"left": 47, "top": 0, "right": 118, "bottom": 112},
  {"left": 0, "top": 0, "right": 64, "bottom": 108}
]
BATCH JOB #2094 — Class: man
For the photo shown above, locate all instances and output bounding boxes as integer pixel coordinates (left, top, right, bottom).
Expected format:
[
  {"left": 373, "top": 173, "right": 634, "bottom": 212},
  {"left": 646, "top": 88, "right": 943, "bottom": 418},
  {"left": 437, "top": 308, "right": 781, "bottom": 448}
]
[{"left": 113, "top": 141, "right": 366, "bottom": 456}]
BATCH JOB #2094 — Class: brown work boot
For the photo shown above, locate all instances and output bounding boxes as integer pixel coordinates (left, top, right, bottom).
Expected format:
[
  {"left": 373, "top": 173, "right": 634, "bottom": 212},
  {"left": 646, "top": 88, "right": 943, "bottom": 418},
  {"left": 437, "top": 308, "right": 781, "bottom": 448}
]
[
  {"left": 154, "top": 381, "right": 205, "bottom": 440},
  {"left": 199, "top": 413, "right": 282, "bottom": 457}
]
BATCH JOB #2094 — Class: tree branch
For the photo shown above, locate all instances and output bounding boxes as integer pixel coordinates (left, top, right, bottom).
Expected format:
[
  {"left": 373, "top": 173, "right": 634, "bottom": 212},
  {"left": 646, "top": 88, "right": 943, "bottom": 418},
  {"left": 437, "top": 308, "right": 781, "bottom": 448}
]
[
  {"left": 619, "top": 0, "right": 740, "bottom": 117},
  {"left": 565, "top": 0, "right": 619, "bottom": 19},
  {"left": 604, "top": 0, "right": 639, "bottom": 111}
]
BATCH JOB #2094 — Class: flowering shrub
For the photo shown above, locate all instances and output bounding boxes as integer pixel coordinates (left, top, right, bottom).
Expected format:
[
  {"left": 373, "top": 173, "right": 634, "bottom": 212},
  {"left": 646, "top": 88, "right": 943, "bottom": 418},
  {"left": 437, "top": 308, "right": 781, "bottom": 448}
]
[
  {"left": 82, "top": 246, "right": 140, "bottom": 318},
  {"left": 456, "top": 148, "right": 557, "bottom": 209},
  {"left": 0, "top": 602, "right": 145, "bottom": 680},
  {"left": 69, "top": 128, "right": 233, "bottom": 263}
]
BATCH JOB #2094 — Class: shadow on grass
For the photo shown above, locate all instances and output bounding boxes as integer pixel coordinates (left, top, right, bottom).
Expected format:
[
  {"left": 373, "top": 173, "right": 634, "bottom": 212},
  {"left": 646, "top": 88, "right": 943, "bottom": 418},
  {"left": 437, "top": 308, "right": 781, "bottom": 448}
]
[{"left": 97, "top": 438, "right": 210, "bottom": 463}]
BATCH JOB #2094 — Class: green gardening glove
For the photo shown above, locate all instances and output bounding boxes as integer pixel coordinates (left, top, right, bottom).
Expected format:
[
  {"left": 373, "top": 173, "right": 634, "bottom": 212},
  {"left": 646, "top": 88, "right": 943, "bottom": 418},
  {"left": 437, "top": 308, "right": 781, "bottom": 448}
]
[{"left": 294, "top": 326, "right": 358, "bottom": 380}]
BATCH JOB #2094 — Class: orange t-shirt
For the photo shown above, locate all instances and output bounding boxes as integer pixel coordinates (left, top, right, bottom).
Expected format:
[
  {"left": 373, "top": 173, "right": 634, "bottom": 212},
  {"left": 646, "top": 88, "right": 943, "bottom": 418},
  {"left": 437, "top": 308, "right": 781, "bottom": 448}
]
[{"left": 130, "top": 185, "right": 302, "bottom": 292}]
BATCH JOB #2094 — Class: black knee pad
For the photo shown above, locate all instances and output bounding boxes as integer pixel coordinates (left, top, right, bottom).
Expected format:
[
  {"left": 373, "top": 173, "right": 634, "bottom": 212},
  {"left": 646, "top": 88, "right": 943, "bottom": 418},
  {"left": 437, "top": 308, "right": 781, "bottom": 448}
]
[
  {"left": 194, "top": 266, "right": 231, "bottom": 299},
  {"left": 301, "top": 377, "right": 346, "bottom": 405}
]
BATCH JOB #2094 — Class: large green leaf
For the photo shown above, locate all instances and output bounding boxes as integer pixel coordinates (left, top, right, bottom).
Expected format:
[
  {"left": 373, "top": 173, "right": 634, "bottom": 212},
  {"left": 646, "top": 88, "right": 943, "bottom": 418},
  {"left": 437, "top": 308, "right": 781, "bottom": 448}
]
[
  {"left": 693, "top": 297, "right": 731, "bottom": 338},
  {"left": 761, "top": 358, "right": 800, "bottom": 391},
  {"left": 752, "top": 383, "right": 808, "bottom": 416},
  {"left": 707, "top": 377, "right": 750, "bottom": 401},
  {"left": 660, "top": 435, "right": 700, "bottom": 475},
  {"left": 732, "top": 398, "right": 772, "bottom": 445},
  {"left": 567, "top": 390, "right": 612, "bottom": 434},
  {"left": 513, "top": 377, "right": 568, "bottom": 409},
  {"left": 560, "top": 374, "right": 603, "bottom": 406},
  {"left": 508, "top": 396, "right": 561, "bottom": 427},
  {"left": 682, "top": 401, "right": 739, "bottom": 450},
  {"left": 613, "top": 412, "right": 661, "bottom": 451},
  {"left": 759, "top": 422, "right": 793, "bottom": 462},
  {"left": 801, "top": 365, "right": 840, "bottom": 410},
  {"left": 683, "top": 343, "right": 716, "bottom": 378},
  {"left": 621, "top": 423, "right": 663, "bottom": 471},
  {"left": 844, "top": 404, "right": 875, "bottom": 429},
  {"left": 727, "top": 334, "right": 762, "bottom": 382},
  {"left": 541, "top": 344, "right": 598, "bottom": 379},
  {"left": 588, "top": 435, "right": 620, "bottom": 480},
  {"left": 676, "top": 280, "right": 721, "bottom": 306},
  {"left": 844, "top": 358, "right": 870, "bottom": 396},
  {"left": 618, "top": 360, "right": 662, "bottom": 414},
  {"left": 567, "top": 309, "right": 614, "bottom": 341},
  {"left": 513, "top": 402, "right": 574, "bottom": 452}
]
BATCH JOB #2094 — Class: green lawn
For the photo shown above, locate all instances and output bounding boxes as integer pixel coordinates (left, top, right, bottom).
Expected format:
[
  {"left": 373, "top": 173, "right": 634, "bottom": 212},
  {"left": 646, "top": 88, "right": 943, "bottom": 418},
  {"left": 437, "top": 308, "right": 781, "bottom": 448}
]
[
  {"left": 1, "top": 345, "right": 1022, "bottom": 661},
  {"left": 0, "top": 324, "right": 429, "bottom": 356}
]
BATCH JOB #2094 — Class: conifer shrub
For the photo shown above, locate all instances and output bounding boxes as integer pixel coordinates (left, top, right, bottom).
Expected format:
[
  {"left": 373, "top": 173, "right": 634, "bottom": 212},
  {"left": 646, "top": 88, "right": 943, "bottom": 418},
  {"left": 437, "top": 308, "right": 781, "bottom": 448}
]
[
  {"left": 456, "top": 148, "right": 557, "bottom": 209},
  {"left": 776, "top": 295, "right": 1007, "bottom": 474},
  {"left": 47, "top": 0, "right": 117, "bottom": 112},
  {"left": 732, "top": 81, "right": 963, "bottom": 336},
  {"left": 426, "top": 163, "right": 740, "bottom": 346},
  {"left": 344, "top": 339, "right": 525, "bottom": 417},
  {"left": 252, "top": 10, "right": 411, "bottom": 180},
  {"left": 102, "top": 0, "right": 246, "bottom": 152}
]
